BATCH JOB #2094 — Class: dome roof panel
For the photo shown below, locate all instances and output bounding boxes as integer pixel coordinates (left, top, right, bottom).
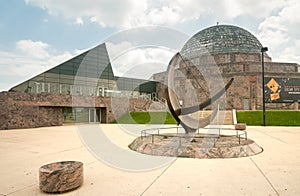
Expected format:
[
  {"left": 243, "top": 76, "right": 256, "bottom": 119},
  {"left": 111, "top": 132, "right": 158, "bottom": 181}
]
[{"left": 181, "top": 25, "right": 262, "bottom": 58}]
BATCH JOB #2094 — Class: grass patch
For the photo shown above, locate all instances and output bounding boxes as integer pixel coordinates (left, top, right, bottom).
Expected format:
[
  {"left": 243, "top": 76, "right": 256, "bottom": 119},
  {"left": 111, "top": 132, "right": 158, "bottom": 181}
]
[
  {"left": 113, "top": 111, "right": 177, "bottom": 124},
  {"left": 237, "top": 110, "right": 300, "bottom": 126}
]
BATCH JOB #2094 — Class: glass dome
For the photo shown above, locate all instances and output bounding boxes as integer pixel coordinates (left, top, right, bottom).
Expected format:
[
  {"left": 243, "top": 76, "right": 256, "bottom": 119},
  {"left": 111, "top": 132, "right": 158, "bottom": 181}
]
[{"left": 181, "top": 25, "right": 262, "bottom": 58}]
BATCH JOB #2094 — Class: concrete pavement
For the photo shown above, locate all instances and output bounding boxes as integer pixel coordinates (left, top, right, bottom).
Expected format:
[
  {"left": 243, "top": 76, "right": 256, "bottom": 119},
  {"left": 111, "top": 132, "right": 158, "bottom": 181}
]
[{"left": 0, "top": 124, "right": 299, "bottom": 195}]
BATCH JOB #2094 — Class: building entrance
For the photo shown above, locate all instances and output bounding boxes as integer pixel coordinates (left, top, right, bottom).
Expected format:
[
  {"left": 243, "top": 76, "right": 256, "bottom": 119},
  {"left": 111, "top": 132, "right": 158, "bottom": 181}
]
[{"left": 88, "top": 108, "right": 107, "bottom": 123}]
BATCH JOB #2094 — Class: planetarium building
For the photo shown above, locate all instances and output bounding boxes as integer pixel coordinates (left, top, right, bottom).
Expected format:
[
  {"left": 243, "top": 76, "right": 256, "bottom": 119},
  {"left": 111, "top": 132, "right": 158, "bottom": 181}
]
[
  {"left": 154, "top": 25, "right": 300, "bottom": 111},
  {"left": 1, "top": 24, "right": 299, "bottom": 130}
]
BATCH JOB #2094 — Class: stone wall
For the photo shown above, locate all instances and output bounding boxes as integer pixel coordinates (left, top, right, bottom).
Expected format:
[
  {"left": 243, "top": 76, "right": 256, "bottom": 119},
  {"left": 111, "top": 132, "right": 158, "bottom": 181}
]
[
  {"left": 0, "top": 91, "right": 155, "bottom": 130},
  {"left": 39, "top": 107, "right": 63, "bottom": 127},
  {"left": 0, "top": 92, "right": 38, "bottom": 129},
  {"left": 265, "top": 62, "right": 298, "bottom": 73},
  {"left": 213, "top": 53, "right": 263, "bottom": 64}
]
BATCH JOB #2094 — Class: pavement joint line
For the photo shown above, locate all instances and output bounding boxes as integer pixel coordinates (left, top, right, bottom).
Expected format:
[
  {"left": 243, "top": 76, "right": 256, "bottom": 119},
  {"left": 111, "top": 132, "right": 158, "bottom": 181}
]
[
  {"left": 256, "top": 130, "right": 287, "bottom": 144},
  {"left": 5, "top": 183, "right": 36, "bottom": 196},
  {"left": 249, "top": 157, "right": 280, "bottom": 196},
  {"left": 57, "top": 146, "right": 85, "bottom": 153},
  {"left": 140, "top": 158, "right": 178, "bottom": 196},
  {"left": 85, "top": 160, "right": 98, "bottom": 166},
  {"left": 38, "top": 146, "right": 85, "bottom": 157}
]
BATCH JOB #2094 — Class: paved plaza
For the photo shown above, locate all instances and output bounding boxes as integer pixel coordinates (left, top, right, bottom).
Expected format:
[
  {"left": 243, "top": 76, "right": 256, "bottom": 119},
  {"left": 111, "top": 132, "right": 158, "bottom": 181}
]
[{"left": 0, "top": 124, "right": 300, "bottom": 195}]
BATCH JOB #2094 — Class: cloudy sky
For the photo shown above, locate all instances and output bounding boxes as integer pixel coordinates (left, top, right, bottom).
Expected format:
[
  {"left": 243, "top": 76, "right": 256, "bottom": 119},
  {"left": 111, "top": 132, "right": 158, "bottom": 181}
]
[{"left": 0, "top": 0, "right": 299, "bottom": 91}]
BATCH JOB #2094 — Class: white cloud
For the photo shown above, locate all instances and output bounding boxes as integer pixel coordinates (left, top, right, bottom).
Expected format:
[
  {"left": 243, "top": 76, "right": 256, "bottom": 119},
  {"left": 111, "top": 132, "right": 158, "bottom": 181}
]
[
  {"left": 258, "top": 29, "right": 289, "bottom": 51},
  {"left": 24, "top": 0, "right": 294, "bottom": 65},
  {"left": 24, "top": 0, "right": 285, "bottom": 28},
  {"left": 16, "top": 39, "right": 50, "bottom": 59},
  {"left": 257, "top": 0, "right": 300, "bottom": 63},
  {"left": 221, "top": 0, "right": 285, "bottom": 18},
  {"left": 75, "top": 17, "right": 84, "bottom": 25},
  {"left": 18, "top": 0, "right": 300, "bottom": 71},
  {"left": 276, "top": 40, "right": 300, "bottom": 63},
  {"left": 0, "top": 40, "right": 78, "bottom": 91},
  {"left": 106, "top": 41, "right": 175, "bottom": 79},
  {"left": 25, "top": 0, "right": 148, "bottom": 28}
]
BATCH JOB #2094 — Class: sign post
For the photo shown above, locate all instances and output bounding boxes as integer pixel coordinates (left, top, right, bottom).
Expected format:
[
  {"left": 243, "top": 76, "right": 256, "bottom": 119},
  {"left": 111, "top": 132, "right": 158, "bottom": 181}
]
[{"left": 261, "top": 47, "right": 268, "bottom": 126}]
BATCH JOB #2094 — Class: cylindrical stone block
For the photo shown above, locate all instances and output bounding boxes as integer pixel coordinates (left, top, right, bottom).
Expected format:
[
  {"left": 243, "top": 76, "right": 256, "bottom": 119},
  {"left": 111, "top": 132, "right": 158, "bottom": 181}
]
[{"left": 39, "top": 161, "right": 83, "bottom": 193}]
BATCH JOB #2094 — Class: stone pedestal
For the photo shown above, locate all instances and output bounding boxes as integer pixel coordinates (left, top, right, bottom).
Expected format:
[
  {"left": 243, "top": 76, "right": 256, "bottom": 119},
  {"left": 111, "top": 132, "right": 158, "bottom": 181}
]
[
  {"left": 39, "top": 161, "right": 83, "bottom": 193},
  {"left": 129, "top": 133, "right": 263, "bottom": 159}
]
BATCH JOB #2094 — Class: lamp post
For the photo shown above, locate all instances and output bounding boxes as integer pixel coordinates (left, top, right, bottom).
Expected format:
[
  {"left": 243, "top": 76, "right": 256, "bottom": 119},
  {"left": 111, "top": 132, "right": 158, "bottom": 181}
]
[{"left": 261, "top": 47, "right": 268, "bottom": 126}]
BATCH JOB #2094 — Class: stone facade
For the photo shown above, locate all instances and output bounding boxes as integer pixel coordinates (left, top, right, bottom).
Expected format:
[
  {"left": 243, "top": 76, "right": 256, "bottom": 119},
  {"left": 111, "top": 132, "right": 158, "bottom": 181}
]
[
  {"left": 0, "top": 91, "right": 155, "bottom": 130},
  {"left": 0, "top": 92, "right": 42, "bottom": 129},
  {"left": 153, "top": 52, "right": 300, "bottom": 110}
]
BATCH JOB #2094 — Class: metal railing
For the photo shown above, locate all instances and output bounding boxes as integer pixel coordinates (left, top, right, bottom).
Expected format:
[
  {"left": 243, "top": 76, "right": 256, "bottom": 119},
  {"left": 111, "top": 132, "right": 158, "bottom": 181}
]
[
  {"left": 140, "top": 126, "right": 248, "bottom": 145},
  {"left": 236, "top": 129, "right": 247, "bottom": 144}
]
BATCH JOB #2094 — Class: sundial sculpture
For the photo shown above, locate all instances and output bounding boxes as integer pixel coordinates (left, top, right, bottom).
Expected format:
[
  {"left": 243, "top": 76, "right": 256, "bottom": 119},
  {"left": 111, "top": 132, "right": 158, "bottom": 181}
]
[
  {"left": 165, "top": 52, "right": 234, "bottom": 133},
  {"left": 129, "top": 26, "right": 264, "bottom": 159},
  {"left": 129, "top": 52, "right": 264, "bottom": 159}
]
